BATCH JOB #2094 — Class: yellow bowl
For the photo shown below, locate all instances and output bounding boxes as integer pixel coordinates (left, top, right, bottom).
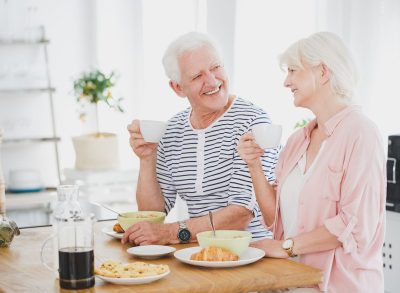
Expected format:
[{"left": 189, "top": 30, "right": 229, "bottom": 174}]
[
  {"left": 117, "top": 211, "right": 166, "bottom": 231},
  {"left": 196, "top": 230, "right": 252, "bottom": 256}
]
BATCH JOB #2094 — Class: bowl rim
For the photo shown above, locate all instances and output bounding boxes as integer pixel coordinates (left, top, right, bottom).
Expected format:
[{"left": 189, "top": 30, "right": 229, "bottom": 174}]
[
  {"left": 118, "top": 211, "right": 166, "bottom": 218},
  {"left": 196, "top": 230, "right": 252, "bottom": 240}
]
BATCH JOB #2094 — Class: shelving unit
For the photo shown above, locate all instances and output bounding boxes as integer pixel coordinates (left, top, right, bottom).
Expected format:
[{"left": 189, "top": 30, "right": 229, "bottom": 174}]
[
  {"left": 0, "top": 87, "right": 55, "bottom": 94},
  {"left": 0, "top": 26, "right": 61, "bottom": 186}
]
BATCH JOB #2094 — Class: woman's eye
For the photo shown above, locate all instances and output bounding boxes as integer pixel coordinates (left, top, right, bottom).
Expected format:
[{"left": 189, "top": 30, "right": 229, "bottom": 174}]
[{"left": 212, "top": 64, "right": 221, "bottom": 70}]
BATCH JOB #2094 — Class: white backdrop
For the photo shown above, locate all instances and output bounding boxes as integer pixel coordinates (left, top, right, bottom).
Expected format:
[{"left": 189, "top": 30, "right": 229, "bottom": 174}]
[{"left": 1, "top": 0, "right": 399, "bottom": 187}]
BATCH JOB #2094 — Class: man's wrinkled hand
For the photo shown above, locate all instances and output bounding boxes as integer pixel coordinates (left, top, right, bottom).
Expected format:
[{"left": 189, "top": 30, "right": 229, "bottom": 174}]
[
  {"left": 127, "top": 120, "right": 158, "bottom": 160},
  {"left": 121, "top": 221, "right": 172, "bottom": 246}
]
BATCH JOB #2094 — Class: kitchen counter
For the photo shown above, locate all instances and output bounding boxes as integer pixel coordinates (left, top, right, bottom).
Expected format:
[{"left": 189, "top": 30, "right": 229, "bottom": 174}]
[{"left": 0, "top": 221, "right": 323, "bottom": 292}]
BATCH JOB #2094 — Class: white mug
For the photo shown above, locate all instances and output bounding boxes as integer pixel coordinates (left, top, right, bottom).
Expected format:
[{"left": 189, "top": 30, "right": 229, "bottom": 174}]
[
  {"left": 140, "top": 120, "right": 167, "bottom": 143},
  {"left": 251, "top": 124, "right": 282, "bottom": 149}
]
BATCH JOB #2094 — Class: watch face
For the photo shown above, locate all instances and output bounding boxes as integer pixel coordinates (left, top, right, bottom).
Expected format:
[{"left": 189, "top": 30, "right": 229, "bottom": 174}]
[
  {"left": 178, "top": 229, "right": 191, "bottom": 243},
  {"left": 282, "top": 239, "right": 293, "bottom": 249}
]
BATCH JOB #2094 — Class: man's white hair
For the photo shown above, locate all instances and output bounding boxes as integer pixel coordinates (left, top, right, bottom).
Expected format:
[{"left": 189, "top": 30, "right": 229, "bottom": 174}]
[
  {"left": 279, "top": 32, "right": 358, "bottom": 100},
  {"left": 162, "top": 32, "right": 223, "bottom": 83}
]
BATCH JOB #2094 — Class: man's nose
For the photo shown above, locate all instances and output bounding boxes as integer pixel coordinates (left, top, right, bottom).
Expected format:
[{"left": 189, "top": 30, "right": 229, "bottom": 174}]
[{"left": 204, "top": 71, "right": 218, "bottom": 86}]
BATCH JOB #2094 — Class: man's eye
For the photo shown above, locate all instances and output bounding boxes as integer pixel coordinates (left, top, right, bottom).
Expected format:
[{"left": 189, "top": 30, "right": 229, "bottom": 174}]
[
  {"left": 192, "top": 75, "right": 201, "bottom": 80},
  {"left": 212, "top": 64, "right": 221, "bottom": 70}
]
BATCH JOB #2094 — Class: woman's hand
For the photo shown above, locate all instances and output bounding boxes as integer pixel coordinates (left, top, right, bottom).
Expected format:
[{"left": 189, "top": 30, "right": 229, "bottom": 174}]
[
  {"left": 127, "top": 120, "right": 158, "bottom": 160},
  {"left": 237, "top": 132, "right": 265, "bottom": 168},
  {"left": 250, "top": 238, "right": 289, "bottom": 258}
]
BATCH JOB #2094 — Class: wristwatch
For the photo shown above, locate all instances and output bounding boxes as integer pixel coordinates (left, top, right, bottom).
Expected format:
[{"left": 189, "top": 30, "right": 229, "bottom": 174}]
[
  {"left": 177, "top": 221, "right": 191, "bottom": 243},
  {"left": 282, "top": 238, "right": 297, "bottom": 257}
]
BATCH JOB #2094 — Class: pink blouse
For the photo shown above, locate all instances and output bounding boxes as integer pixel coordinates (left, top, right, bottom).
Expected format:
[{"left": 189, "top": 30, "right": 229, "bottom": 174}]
[{"left": 272, "top": 106, "right": 386, "bottom": 292}]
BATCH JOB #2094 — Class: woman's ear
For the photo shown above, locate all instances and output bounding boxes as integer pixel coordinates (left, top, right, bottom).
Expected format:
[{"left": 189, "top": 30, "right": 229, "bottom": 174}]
[
  {"left": 320, "top": 63, "right": 330, "bottom": 85},
  {"left": 169, "top": 80, "right": 186, "bottom": 98}
]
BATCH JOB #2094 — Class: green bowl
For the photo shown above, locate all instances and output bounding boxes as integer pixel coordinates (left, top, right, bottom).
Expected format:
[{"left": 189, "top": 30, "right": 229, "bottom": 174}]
[
  {"left": 196, "top": 230, "right": 252, "bottom": 256},
  {"left": 117, "top": 211, "right": 166, "bottom": 231}
]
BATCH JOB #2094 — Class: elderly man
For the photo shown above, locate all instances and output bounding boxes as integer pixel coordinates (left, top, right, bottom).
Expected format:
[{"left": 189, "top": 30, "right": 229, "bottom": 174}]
[{"left": 123, "top": 32, "right": 279, "bottom": 246}]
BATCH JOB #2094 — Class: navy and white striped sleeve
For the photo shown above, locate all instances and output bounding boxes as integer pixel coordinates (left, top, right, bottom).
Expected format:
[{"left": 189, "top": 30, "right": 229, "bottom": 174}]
[
  {"left": 227, "top": 111, "right": 280, "bottom": 213},
  {"left": 250, "top": 114, "right": 281, "bottom": 182},
  {"left": 156, "top": 140, "right": 177, "bottom": 214}
]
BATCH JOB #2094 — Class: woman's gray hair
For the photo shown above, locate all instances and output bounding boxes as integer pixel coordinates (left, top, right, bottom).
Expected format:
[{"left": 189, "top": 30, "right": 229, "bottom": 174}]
[
  {"left": 279, "top": 32, "right": 358, "bottom": 100},
  {"left": 162, "top": 32, "right": 223, "bottom": 83}
]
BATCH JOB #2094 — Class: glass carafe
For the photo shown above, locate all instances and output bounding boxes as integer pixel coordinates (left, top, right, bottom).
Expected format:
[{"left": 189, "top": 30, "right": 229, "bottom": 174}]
[{"left": 41, "top": 185, "right": 95, "bottom": 289}]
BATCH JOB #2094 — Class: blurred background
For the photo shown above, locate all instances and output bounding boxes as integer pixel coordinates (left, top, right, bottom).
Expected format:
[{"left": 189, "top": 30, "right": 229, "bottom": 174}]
[
  {"left": 1, "top": 0, "right": 400, "bottom": 291},
  {"left": 1, "top": 0, "right": 399, "bottom": 185}
]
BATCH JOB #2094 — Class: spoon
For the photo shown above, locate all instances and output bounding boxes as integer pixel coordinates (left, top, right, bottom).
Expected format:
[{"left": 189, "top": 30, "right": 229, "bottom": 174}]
[
  {"left": 90, "top": 201, "right": 126, "bottom": 217},
  {"left": 208, "top": 211, "right": 216, "bottom": 237}
]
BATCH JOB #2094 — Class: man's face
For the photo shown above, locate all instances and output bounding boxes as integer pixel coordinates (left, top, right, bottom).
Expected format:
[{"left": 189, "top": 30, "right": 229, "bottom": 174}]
[{"left": 170, "top": 45, "right": 230, "bottom": 113}]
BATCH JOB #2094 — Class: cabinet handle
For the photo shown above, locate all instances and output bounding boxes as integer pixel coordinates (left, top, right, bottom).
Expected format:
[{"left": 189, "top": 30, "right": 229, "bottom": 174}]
[{"left": 388, "top": 158, "right": 397, "bottom": 184}]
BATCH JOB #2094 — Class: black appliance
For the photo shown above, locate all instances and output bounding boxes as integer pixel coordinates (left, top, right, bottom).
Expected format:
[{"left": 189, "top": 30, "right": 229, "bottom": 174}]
[{"left": 387, "top": 135, "right": 400, "bottom": 212}]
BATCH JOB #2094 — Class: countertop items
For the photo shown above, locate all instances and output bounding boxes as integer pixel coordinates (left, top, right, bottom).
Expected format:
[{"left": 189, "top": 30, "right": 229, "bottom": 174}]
[{"left": 0, "top": 221, "right": 323, "bottom": 292}]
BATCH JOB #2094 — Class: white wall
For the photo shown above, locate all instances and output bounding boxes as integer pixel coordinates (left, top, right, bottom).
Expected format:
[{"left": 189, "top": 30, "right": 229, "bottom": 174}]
[{"left": 1, "top": 0, "right": 399, "bottom": 188}]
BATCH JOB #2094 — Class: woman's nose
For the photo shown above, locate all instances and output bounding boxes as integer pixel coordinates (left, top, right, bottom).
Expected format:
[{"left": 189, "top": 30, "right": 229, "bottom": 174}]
[{"left": 283, "top": 76, "right": 291, "bottom": 87}]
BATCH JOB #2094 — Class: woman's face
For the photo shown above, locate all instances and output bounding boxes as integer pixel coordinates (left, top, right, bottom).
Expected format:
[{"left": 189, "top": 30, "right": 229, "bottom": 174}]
[
  {"left": 172, "top": 45, "right": 229, "bottom": 113},
  {"left": 283, "top": 63, "right": 319, "bottom": 108}
]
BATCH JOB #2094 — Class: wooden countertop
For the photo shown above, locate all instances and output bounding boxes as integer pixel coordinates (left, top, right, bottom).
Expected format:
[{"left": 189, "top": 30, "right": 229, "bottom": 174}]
[{"left": 0, "top": 221, "right": 322, "bottom": 292}]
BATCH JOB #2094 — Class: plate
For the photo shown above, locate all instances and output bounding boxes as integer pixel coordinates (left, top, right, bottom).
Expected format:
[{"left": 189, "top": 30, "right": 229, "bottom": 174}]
[
  {"left": 102, "top": 224, "right": 124, "bottom": 240},
  {"left": 174, "top": 246, "right": 265, "bottom": 268},
  {"left": 96, "top": 270, "right": 170, "bottom": 285},
  {"left": 127, "top": 245, "right": 176, "bottom": 259}
]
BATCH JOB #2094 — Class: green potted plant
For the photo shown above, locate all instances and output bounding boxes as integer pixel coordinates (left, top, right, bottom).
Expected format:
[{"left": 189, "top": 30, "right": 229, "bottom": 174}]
[
  {"left": 294, "top": 118, "right": 312, "bottom": 129},
  {"left": 72, "top": 70, "right": 124, "bottom": 170}
]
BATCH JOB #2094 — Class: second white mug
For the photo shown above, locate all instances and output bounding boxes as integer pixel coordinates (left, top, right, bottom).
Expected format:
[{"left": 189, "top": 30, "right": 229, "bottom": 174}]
[{"left": 251, "top": 124, "right": 282, "bottom": 149}]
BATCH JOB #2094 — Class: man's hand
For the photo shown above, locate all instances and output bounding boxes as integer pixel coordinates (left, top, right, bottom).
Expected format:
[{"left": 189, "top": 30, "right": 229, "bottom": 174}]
[
  {"left": 250, "top": 238, "right": 288, "bottom": 258},
  {"left": 127, "top": 120, "right": 158, "bottom": 160},
  {"left": 237, "top": 132, "right": 265, "bottom": 168},
  {"left": 121, "top": 222, "right": 177, "bottom": 246}
]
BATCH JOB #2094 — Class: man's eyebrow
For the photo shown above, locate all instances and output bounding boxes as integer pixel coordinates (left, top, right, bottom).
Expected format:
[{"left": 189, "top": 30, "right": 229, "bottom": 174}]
[{"left": 189, "top": 71, "right": 201, "bottom": 79}]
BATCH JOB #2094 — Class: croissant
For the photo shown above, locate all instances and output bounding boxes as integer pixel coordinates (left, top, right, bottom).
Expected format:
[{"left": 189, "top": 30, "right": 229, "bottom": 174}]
[
  {"left": 190, "top": 246, "right": 239, "bottom": 261},
  {"left": 113, "top": 223, "right": 124, "bottom": 233}
]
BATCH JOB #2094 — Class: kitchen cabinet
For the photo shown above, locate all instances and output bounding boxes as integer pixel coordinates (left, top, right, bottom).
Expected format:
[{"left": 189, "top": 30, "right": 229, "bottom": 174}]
[{"left": 383, "top": 210, "right": 400, "bottom": 293}]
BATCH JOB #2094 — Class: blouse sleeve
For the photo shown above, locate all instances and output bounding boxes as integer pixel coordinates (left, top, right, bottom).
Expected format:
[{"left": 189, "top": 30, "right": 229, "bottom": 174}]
[{"left": 323, "top": 129, "right": 386, "bottom": 253}]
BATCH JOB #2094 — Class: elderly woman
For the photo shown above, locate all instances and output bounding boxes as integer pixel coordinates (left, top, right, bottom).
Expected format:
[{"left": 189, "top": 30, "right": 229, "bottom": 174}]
[
  {"left": 238, "top": 32, "right": 386, "bottom": 292},
  {"left": 124, "top": 32, "right": 279, "bottom": 246}
]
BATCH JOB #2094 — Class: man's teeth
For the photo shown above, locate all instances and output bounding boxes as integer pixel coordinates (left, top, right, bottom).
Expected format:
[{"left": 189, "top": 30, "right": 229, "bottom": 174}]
[{"left": 205, "top": 87, "right": 220, "bottom": 95}]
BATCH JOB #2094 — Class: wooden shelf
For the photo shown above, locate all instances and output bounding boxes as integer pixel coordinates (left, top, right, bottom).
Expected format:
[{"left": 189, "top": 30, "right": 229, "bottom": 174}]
[
  {"left": 2, "top": 137, "right": 60, "bottom": 146},
  {"left": 0, "top": 87, "right": 56, "bottom": 94},
  {"left": 5, "top": 188, "right": 57, "bottom": 208},
  {"left": 0, "top": 39, "right": 50, "bottom": 45}
]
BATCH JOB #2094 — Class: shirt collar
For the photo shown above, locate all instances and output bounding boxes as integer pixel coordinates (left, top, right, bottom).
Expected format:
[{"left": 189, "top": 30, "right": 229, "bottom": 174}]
[{"left": 302, "top": 105, "right": 360, "bottom": 138}]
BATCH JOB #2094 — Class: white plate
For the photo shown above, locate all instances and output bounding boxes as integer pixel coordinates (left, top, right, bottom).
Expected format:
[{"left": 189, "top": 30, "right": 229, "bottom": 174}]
[
  {"left": 127, "top": 245, "right": 176, "bottom": 259},
  {"left": 96, "top": 270, "right": 170, "bottom": 285},
  {"left": 174, "top": 246, "right": 265, "bottom": 268},
  {"left": 102, "top": 225, "right": 124, "bottom": 240}
]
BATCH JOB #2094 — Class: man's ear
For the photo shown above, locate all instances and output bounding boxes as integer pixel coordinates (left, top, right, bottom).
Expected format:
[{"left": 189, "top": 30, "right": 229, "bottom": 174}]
[
  {"left": 320, "top": 63, "right": 330, "bottom": 85},
  {"left": 169, "top": 81, "right": 186, "bottom": 98}
]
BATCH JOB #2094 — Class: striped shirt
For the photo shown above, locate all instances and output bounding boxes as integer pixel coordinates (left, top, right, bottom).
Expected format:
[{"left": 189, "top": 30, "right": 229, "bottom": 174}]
[{"left": 156, "top": 97, "right": 279, "bottom": 239}]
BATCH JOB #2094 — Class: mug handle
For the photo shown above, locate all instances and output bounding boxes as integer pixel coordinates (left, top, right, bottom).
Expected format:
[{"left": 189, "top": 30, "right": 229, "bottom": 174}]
[{"left": 40, "top": 234, "right": 58, "bottom": 273}]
